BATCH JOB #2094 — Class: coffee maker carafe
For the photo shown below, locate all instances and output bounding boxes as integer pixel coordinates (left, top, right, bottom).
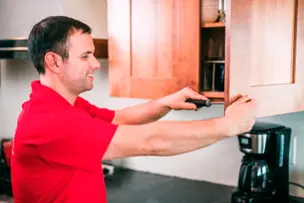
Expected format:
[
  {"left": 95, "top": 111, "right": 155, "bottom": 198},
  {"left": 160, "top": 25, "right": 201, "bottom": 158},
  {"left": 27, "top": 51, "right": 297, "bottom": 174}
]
[{"left": 231, "top": 121, "right": 291, "bottom": 203}]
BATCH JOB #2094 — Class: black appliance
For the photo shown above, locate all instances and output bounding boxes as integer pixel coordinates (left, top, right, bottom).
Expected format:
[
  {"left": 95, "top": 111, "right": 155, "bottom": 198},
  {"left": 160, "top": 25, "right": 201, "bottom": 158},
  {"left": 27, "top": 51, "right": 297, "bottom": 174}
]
[
  {"left": 0, "top": 38, "right": 29, "bottom": 59},
  {"left": 231, "top": 121, "right": 291, "bottom": 203},
  {"left": 0, "top": 138, "right": 13, "bottom": 196}
]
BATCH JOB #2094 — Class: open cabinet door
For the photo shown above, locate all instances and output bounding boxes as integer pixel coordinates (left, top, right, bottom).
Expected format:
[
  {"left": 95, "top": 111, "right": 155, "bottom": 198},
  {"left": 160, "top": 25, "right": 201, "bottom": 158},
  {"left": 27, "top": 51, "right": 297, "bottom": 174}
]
[
  {"left": 107, "top": 0, "right": 200, "bottom": 99},
  {"left": 226, "top": 0, "right": 304, "bottom": 117}
]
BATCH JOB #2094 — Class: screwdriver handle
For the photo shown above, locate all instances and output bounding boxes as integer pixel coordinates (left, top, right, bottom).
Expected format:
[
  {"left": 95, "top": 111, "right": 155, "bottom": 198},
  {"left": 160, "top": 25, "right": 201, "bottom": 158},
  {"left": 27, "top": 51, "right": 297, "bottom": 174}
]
[{"left": 185, "top": 98, "right": 212, "bottom": 108}]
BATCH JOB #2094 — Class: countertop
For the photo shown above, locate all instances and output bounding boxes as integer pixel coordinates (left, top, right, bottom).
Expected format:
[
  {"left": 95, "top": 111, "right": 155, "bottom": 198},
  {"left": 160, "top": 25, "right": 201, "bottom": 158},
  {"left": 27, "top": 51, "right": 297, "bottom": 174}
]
[
  {"left": 105, "top": 167, "right": 304, "bottom": 203},
  {"left": 1, "top": 167, "right": 303, "bottom": 203}
]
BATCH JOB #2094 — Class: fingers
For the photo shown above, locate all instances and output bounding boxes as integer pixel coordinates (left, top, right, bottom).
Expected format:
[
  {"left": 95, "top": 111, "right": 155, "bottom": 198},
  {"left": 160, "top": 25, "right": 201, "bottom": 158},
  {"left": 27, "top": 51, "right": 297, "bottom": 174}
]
[
  {"left": 247, "top": 98, "right": 258, "bottom": 109},
  {"left": 229, "top": 94, "right": 243, "bottom": 104},
  {"left": 230, "top": 93, "right": 255, "bottom": 105},
  {"left": 181, "top": 103, "right": 198, "bottom": 110},
  {"left": 190, "top": 94, "right": 209, "bottom": 101},
  {"left": 183, "top": 87, "right": 208, "bottom": 100},
  {"left": 229, "top": 94, "right": 248, "bottom": 104},
  {"left": 242, "top": 98, "right": 258, "bottom": 118},
  {"left": 235, "top": 95, "right": 252, "bottom": 104}
]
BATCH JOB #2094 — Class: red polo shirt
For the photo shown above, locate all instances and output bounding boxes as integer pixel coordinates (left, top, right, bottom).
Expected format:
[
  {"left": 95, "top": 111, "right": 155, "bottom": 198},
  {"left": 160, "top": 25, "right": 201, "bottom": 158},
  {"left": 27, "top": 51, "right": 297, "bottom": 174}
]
[{"left": 11, "top": 80, "right": 118, "bottom": 203}]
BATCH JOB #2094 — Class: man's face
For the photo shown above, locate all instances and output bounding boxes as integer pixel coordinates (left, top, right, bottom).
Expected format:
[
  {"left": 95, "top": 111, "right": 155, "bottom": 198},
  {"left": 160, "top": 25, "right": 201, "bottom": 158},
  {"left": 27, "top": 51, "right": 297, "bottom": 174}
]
[{"left": 60, "top": 30, "right": 100, "bottom": 95}]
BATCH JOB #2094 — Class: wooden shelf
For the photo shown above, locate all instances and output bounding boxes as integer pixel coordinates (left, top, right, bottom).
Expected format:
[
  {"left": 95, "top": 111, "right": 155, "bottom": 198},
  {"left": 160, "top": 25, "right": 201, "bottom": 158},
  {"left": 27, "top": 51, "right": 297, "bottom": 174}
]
[
  {"left": 201, "top": 22, "right": 225, "bottom": 28},
  {"left": 200, "top": 91, "right": 224, "bottom": 98},
  {"left": 203, "top": 60, "right": 225, "bottom": 63},
  {"left": 200, "top": 91, "right": 224, "bottom": 103},
  {"left": 93, "top": 39, "right": 108, "bottom": 59}
]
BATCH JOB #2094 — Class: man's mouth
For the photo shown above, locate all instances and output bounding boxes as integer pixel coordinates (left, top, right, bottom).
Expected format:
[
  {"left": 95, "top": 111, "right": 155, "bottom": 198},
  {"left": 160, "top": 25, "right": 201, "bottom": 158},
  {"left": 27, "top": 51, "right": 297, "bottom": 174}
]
[{"left": 87, "top": 74, "right": 94, "bottom": 80}]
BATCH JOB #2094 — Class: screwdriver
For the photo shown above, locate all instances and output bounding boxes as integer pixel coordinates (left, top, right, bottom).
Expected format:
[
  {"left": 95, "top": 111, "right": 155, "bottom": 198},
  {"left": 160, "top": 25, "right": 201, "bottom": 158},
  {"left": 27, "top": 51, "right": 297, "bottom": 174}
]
[{"left": 185, "top": 98, "right": 212, "bottom": 108}]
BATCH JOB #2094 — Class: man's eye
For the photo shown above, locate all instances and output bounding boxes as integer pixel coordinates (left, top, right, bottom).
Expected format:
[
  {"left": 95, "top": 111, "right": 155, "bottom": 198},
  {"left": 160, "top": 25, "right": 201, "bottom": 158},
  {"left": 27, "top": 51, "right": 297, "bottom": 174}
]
[{"left": 82, "top": 55, "right": 88, "bottom": 59}]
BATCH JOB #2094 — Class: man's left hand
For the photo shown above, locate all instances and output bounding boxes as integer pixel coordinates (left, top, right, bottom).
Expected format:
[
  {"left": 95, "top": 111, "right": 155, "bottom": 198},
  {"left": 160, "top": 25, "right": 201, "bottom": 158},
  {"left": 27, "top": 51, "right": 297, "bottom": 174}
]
[{"left": 158, "top": 87, "right": 209, "bottom": 111}]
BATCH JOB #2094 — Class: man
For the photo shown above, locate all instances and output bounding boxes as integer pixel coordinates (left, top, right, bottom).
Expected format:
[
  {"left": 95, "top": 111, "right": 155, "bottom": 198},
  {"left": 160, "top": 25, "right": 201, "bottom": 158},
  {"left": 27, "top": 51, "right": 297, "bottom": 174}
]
[{"left": 11, "top": 16, "right": 257, "bottom": 203}]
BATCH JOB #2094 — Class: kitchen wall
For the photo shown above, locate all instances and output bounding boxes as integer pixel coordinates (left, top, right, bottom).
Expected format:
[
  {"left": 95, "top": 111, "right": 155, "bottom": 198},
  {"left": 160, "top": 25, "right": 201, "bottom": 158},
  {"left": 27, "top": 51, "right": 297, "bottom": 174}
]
[
  {"left": 0, "top": 0, "right": 108, "bottom": 38},
  {"left": 1, "top": 0, "right": 303, "bottom": 198}
]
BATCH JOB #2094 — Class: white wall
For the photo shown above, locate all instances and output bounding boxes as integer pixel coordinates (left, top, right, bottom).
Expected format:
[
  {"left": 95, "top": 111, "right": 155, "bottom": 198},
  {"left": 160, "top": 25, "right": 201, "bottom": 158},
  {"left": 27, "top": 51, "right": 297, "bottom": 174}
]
[
  {"left": 0, "top": 0, "right": 303, "bottom": 198},
  {"left": 0, "top": 0, "right": 107, "bottom": 39}
]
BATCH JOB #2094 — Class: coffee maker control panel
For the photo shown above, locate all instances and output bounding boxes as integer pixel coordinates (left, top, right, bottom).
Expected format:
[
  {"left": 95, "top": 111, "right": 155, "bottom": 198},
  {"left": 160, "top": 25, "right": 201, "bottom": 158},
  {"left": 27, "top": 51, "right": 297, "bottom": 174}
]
[
  {"left": 239, "top": 137, "right": 251, "bottom": 149},
  {"left": 238, "top": 133, "right": 268, "bottom": 155}
]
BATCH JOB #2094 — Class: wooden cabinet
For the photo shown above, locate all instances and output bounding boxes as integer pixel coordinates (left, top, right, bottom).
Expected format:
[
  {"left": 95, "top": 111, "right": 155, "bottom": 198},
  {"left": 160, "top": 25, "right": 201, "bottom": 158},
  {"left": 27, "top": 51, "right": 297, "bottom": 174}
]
[
  {"left": 107, "top": 0, "right": 304, "bottom": 117},
  {"left": 107, "top": 0, "right": 200, "bottom": 99},
  {"left": 228, "top": 0, "right": 304, "bottom": 117}
]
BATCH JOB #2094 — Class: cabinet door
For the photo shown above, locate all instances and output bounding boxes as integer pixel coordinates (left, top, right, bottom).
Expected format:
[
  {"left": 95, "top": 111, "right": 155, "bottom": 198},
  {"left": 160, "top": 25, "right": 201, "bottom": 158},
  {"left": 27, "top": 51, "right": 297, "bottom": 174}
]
[
  {"left": 107, "top": 0, "right": 200, "bottom": 99},
  {"left": 226, "top": 0, "right": 304, "bottom": 117}
]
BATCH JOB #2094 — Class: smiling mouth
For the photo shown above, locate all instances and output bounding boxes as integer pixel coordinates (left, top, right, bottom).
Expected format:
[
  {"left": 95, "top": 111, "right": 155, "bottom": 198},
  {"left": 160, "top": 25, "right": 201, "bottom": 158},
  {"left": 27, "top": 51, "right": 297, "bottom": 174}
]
[{"left": 87, "top": 74, "right": 94, "bottom": 80}]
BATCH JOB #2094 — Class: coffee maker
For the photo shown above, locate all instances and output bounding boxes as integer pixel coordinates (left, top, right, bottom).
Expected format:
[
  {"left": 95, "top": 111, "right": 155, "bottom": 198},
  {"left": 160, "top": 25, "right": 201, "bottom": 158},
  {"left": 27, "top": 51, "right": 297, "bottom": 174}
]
[{"left": 231, "top": 121, "right": 291, "bottom": 203}]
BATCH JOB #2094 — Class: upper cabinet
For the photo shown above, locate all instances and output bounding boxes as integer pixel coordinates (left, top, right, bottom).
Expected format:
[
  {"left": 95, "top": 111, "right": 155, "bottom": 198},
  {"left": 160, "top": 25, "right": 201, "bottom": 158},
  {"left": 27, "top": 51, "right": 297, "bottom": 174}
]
[
  {"left": 107, "top": 0, "right": 304, "bottom": 117},
  {"left": 107, "top": 0, "right": 200, "bottom": 99},
  {"left": 228, "top": 0, "right": 304, "bottom": 117}
]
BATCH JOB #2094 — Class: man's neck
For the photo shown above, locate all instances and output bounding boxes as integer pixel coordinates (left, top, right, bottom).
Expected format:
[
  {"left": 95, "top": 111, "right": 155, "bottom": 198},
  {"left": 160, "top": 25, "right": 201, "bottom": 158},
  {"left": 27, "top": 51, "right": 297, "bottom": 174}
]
[{"left": 40, "top": 75, "right": 77, "bottom": 106}]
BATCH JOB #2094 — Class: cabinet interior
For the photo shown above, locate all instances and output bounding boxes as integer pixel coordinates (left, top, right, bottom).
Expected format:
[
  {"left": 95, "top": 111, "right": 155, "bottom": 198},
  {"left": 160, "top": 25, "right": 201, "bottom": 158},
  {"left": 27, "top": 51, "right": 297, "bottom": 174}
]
[{"left": 200, "top": 22, "right": 226, "bottom": 103}]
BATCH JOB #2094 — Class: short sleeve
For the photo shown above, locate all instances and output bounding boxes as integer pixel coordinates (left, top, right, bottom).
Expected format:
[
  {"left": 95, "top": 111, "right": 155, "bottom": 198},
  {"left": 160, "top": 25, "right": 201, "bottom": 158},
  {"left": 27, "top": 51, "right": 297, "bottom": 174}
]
[
  {"left": 37, "top": 109, "right": 118, "bottom": 171},
  {"left": 74, "top": 97, "right": 115, "bottom": 122}
]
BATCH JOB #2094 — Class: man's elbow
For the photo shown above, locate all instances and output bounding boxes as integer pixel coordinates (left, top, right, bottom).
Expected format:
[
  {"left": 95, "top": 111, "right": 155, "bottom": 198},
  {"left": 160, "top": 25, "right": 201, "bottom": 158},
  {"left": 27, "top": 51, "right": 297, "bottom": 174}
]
[{"left": 144, "top": 135, "right": 172, "bottom": 156}]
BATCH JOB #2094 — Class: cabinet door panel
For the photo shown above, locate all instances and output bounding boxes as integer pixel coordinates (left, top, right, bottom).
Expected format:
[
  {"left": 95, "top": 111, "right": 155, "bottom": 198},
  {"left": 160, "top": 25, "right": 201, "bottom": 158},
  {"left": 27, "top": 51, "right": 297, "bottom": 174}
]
[
  {"left": 226, "top": 0, "right": 304, "bottom": 117},
  {"left": 108, "top": 0, "right": 200, "bottom": 99}
]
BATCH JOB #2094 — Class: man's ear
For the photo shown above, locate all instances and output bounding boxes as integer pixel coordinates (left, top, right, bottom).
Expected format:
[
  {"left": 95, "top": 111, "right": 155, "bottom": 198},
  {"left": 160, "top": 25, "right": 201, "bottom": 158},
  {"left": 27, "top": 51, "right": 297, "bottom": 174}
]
[{"left": 45, "top": 52, "right": 63, "bottom": 74}]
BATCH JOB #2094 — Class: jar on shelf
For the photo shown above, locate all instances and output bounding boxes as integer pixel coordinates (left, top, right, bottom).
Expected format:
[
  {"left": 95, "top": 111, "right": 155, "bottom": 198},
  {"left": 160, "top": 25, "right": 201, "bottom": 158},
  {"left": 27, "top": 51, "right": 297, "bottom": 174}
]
[{"left": 201, "top": 0, "right": 219, "bottom": 23}]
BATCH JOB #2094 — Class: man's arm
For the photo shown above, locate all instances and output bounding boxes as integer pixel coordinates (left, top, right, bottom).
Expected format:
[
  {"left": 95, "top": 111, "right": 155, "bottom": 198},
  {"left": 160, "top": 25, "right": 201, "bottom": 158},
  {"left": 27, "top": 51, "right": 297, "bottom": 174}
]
[
  {"left": 112, "top": 99, "right": 171, "bottom": 125},
  {"left": 103, "top": 117, "right": 230, "bottom": 160},
  {"left": 74, "top": 96, "right": 169, "bottom": 124},
  {"left": 75, "top": 87, "right": 208, "bottom": 125},
  {"left": 103, "top": 95, "right": 257, "bottom": 160},
  {"left": 112, "top": 87, "right": 209, "bottom": 125}
]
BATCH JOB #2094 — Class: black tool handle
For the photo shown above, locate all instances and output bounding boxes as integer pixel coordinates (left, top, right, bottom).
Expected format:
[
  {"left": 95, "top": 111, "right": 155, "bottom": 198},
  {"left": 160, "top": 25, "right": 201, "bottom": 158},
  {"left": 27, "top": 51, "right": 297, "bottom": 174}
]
[{"left": 185, "top": 99, "right": 212, "bottom": 108}]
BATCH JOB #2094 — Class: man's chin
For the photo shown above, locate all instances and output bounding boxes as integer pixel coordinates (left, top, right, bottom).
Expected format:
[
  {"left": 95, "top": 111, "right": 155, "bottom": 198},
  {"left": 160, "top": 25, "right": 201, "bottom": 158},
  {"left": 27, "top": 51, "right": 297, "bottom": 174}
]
[
  {"left": 77, "top": 86, "right": 93, "bottom": 95},
  {"left": 85, "top": 84, "right": 94, "bottom": 91}
]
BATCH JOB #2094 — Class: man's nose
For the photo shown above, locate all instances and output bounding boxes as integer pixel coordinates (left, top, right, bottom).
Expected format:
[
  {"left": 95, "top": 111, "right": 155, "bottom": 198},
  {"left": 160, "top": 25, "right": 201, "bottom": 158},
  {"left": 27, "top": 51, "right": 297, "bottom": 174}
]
[{"left": 91, "top": 56, "right": 101, "bottom": 70}]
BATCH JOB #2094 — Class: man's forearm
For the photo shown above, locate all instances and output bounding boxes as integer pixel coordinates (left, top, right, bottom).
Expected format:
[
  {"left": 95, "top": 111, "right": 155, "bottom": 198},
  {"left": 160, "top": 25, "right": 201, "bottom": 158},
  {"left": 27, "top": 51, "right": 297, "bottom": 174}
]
[
  {"left": 103, "top": 116, "right": 234, "bottom": 160},
  {"left": 112, "top": 98, "right": 171, "bottom": 125},
  {"left": 144, "top": 117, "right": 233, "bottom": 156}
]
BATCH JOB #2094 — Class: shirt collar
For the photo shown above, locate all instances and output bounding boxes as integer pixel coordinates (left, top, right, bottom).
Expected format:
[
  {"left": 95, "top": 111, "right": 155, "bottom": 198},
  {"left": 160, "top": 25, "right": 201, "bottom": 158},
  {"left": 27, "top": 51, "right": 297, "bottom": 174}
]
[{"left": 29, "top": 80, "right": 74, "bottom": 108}]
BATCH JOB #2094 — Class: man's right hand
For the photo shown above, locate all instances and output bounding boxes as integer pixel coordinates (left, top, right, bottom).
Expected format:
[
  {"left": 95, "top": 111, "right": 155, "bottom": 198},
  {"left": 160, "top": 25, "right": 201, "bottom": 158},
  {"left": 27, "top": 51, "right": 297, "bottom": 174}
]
[{"left": 224, "top": 94, "right": 258, "bottom": 136}]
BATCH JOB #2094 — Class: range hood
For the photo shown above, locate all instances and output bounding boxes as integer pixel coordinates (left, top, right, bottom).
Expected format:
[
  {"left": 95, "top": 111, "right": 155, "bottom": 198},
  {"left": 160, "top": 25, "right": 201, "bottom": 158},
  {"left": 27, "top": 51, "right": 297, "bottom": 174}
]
[
  {"left": 0, "top": 0, "right": 108, "bottom": 60},
  {"left": 0, "top": 38, "right": 107, "bottom": 60},
  {"left": 0, "top": 38, "right": 29, "bottom": 59}
]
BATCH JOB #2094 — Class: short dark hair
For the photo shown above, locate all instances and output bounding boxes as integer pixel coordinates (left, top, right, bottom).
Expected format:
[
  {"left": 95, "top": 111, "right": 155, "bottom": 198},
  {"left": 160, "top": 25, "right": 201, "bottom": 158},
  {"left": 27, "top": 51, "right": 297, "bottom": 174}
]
[{"left": 28, "top": 16, "right": 92, "bottom": 74}]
